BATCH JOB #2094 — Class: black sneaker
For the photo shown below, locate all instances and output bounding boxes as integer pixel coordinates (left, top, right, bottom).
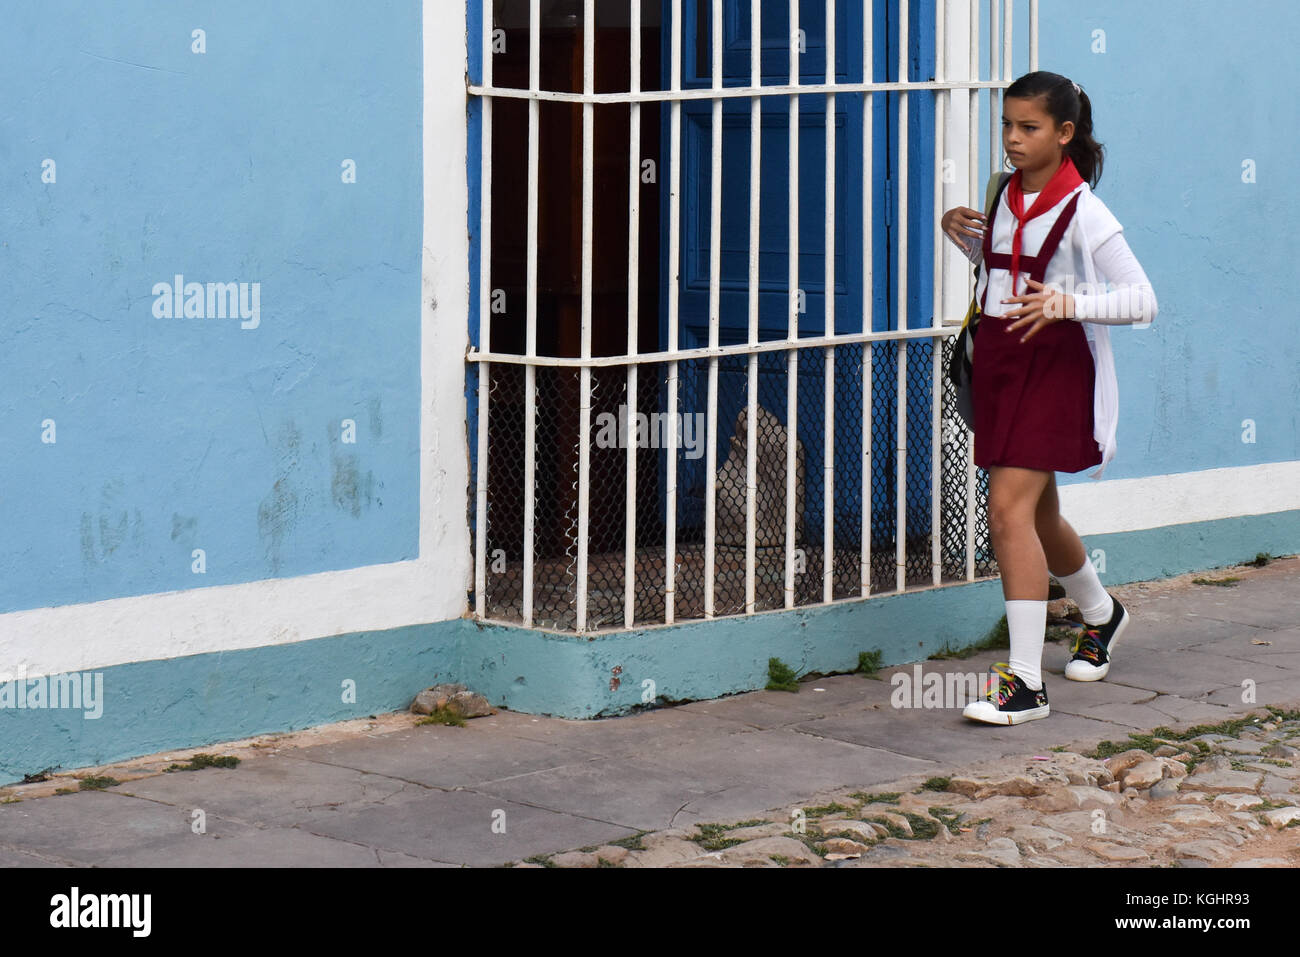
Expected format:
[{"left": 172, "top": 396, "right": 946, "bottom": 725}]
[
  {"left": 963, "top": 664, "right": 1049, "bottom": 725},
  {"left": 1065, "top": 594, "right": 1130, "bottom": 682}
]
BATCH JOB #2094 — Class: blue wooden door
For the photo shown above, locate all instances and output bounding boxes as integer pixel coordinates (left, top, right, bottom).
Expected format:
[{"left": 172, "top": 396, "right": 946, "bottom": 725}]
[
  {"left": 662, "top": 0, "right": 934, "bottom": 561},
  {"left": 884, "top": 0, "right": 939, "bottom": 553}
]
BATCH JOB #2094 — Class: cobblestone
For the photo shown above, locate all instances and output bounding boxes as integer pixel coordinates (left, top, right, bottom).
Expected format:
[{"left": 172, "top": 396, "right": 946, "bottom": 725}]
[{"left": 512, "top": 710, "right": 1300, "bottom": 868}]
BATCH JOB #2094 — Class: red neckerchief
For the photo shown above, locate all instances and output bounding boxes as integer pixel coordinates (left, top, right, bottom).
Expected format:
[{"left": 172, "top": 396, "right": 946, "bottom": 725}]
[{"left": 1004, "top": 156, "right": 1084, "bottom": 296}]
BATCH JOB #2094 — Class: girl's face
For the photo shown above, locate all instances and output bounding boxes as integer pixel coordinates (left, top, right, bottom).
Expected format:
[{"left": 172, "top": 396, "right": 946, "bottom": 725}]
[{"left": 1002, "top": 95, "right": 1074, "bottom": 179}]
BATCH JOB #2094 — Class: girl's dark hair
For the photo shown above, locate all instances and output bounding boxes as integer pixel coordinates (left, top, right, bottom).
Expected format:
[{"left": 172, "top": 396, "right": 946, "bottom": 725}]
[{"left": 1004, "top": 71, "right": 1104, "bottom": 188}]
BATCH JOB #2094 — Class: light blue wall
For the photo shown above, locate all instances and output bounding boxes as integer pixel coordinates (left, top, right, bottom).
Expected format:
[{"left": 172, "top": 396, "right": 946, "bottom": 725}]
[
  {"left": 1030, "top": 1, "right": 1300, "bottom": 484},
  {"left": 0, "top": 1, "right": 423, "bottom": 614}
]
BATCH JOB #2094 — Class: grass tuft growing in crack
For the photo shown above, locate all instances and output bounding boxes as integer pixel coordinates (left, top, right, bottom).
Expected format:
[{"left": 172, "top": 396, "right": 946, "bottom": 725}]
[
  {"left": 77, "top": 776, "right": 120, "bottom": 790},
  {"left": 1087, "top": 717, "right": 1263, "bottom": 761},
  {"left": 766, "top": 657, "right": 800, "bottom": 692},
  {"left": 609, "top": 831, "right": 648, "bottom": 851},
  {"left": 417, "top": 705, "right": 467, "bottom": 727},
  {"left": 689, "top": 820, "right": 771, "bottom": 852},
  {"left": 800, "top": 802, "right": 852, "bottom": 820},
  {"left": 857, "top": 650, "right": 883, "bottom": 678},
  {"left": 165, "top": 754, "right": 240, "bottom": 772},
  {"left": 928, "top": 807, "right": 965, "bottom": 835},
  {"left": 849, "top": 791, "right": 901, "bottom": 805}
]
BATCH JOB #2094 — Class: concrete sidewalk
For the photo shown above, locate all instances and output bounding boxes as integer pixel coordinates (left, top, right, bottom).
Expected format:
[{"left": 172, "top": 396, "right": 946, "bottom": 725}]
[{"left": 2, "top": 555, "right": 1298, "bottom": 867}]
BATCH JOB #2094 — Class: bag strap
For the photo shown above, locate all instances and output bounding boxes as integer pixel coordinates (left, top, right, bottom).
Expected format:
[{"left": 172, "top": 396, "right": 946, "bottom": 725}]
[
  {"left": 984, "top": 170, "right": 1012, "bottom": 217},
  {"left": 977, "top": 172, "right": 1014, "bottom": 314},
  {"left": 959, "top": 171, "right": 1012, "bottom": 331}
]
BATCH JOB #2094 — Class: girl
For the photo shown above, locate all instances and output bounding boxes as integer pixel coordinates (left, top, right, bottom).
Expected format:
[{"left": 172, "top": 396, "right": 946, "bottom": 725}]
[{"left": 939, "top": 71, "right": 1158, "bottom": 725}]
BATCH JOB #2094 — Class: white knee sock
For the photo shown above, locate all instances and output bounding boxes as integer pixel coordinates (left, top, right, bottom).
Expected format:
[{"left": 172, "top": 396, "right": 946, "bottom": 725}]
[
  {"left": 1006, "top": 599, "right": 1046, "bottom": 691},
  {"left": 1056, "top": 557, "right": 1114, "bottom": 624}
]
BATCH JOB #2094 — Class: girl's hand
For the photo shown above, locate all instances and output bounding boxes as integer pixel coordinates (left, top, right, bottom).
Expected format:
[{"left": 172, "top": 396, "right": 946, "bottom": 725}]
[
  {"left": 941, "top": 206, "right": 986, "bottom": 245},
  {"left": 1000, "top": 279, "right": 1074, "bottom": 343}
]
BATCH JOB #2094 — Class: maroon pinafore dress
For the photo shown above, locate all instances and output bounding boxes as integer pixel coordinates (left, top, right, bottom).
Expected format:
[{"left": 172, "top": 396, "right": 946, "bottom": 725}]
[{"left": 972, "top": 178, "right": 1102, "bottom": 473}]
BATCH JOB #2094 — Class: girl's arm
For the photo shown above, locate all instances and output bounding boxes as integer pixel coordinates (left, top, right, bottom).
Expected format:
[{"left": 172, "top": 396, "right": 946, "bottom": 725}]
[{"left": 1071, "top": 233, "right": 1158, "bottom": 325}]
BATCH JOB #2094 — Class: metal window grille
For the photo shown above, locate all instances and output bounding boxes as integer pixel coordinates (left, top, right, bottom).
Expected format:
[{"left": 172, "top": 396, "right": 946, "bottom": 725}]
[{"left": 468, "top": 0, "right": 1036, "bottom": 632}]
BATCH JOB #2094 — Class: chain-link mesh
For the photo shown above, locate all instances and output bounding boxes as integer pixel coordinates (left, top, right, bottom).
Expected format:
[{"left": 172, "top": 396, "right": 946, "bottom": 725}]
[
  {"left": 470, "top": 334, "right": 994, "bottom": 631},
  {"left": 939, "top": 333, "right": 997, "bottom": 580}
]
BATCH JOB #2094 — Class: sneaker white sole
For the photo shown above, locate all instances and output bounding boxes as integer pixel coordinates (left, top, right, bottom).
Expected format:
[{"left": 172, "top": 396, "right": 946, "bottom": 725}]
[
  {"left": 1065, "top": 604, "right": 1130, "bottom": 682},
  {"left": 962, "top": 701, "right": 1050, "bottom": 725}
]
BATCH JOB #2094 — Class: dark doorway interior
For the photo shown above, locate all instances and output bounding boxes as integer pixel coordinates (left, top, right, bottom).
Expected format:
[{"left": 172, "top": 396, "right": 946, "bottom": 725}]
[{"left": 485, "top": 2, "right": 664, "bottom": 612}]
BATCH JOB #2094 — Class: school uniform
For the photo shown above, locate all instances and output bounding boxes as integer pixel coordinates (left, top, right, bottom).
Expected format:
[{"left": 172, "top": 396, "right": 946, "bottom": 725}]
[{"left": 957, "top": 163, "right": 1158, "bottom": 479}]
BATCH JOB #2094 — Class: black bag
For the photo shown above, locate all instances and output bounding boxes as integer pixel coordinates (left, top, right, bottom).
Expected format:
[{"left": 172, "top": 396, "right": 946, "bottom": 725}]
[{"left": 947, "top": 171, "right": 1012, "bottom": 431}]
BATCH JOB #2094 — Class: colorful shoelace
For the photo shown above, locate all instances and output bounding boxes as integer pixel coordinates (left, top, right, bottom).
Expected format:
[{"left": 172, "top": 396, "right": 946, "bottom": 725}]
[
  {"left": 1071, "top": 629, "right": 1105, "bottom": 664},
  {"left": 986, "top": 663, "right": 1018, "bottom": 706}
]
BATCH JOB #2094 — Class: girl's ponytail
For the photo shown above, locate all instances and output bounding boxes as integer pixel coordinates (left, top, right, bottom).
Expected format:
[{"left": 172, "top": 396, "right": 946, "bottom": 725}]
[{"left": 1068, "top": 86, "right": 1105, "bottom": 188}]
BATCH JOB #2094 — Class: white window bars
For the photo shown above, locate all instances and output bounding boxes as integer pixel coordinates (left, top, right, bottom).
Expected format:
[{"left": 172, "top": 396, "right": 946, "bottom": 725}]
[{"left": 469, "top": 0, "right": 1038, "bottom": 632}]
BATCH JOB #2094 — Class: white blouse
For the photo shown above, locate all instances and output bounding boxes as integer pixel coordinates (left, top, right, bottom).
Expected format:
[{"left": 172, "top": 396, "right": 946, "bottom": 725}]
[{"left": 954, "top": 186, "right": 1159, "bottom": 326}]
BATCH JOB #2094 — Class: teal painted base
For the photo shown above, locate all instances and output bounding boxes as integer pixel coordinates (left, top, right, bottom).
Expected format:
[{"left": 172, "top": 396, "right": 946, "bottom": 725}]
[
  {"left": 4, "top": 509, "right": 1296, "bottom": 784},
  {"left": 0, "top": 622, "right": 466, "bottom": 786},
  {"left": 1073, "top": 509, "right": 1300, "bottom": 584}
]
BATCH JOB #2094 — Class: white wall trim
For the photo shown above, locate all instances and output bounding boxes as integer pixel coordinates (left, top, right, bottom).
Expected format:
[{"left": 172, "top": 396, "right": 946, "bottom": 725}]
[{"left": 1059, "top": 461, "right": 1300, "bottom": 536}]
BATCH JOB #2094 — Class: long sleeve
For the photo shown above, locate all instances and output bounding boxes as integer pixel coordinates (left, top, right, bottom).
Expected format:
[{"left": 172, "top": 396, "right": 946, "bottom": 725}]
[{"left": 1071, "top": 232, "right": 1158, "bottom": 325}]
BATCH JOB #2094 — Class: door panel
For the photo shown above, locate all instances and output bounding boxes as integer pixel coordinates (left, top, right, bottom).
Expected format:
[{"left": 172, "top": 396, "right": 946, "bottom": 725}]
[{"left": 662, "top": 0, "right": 934, "bottom": 562}]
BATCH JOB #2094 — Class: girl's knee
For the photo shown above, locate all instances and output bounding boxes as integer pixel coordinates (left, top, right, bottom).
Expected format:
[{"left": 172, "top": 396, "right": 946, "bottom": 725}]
[{"left": 989, "top": 502, "right": 1036, "bottom": 538}]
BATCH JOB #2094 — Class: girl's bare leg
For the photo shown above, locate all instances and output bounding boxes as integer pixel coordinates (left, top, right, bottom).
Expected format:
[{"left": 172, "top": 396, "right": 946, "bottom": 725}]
[
  {"left": 1034, "top": 473, "right": 1087, "bottom": 577},
  {"left": 987, "top": 465, "right": 1052, "bottom": 600}
]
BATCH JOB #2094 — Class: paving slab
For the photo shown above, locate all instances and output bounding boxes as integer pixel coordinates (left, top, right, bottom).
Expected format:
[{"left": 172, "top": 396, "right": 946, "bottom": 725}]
[
  {"left": 1205, "top": 678, "right": 1300, "bottom": 709},
  {"left": 473, "top": 756, "right": 726, "bottom": 832},
  {"left": 292, "top": 724, "right": 598, "bottom": 789},
  {"left": 790, "top": 706, "right": 1119, "bottom": 764},
  {"left": 114, "top": 757, "right": 412, "bottom": 828},
  {"left": 1125, "top": 619, "right": 1276, "bottom": 653},
  {"left": 1231, "top": 652, "right": 1300, "bottom": 671},
  {"left": 294, "top": 785, "right": 636, "bottom": 867},
  {"left": 0, "top": 791, "right": 235, "bottom": 866},
  {"left": 0, "top": 845, "right": 75, "bottom": 867},
  {"left": 109, "top": 820, "right": 464, "bottom": 868},
  {"left": 1034, "top": 675, "right": 1163, "bottom": 708},
  {"left": 1092, "top": 649, "right": 1294, "bottom": 699},
  {"left": 1203, "top": 626, "right": 1300, "bottom": 658},
  {"left": 636, "top": 727, "right": 946, "bottom": 796},
  {"left": 673, "top": 676, "right": 895, "bottom": 729},
  {"left": 1171, "top": 590, "right": 1300, "bottom": 630},
  {"left": 1058, "top": 696, "right": 1239, "bottom": 731},
  {"left": 479, "top": 700, "right": 772, "bottom": 759}
]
